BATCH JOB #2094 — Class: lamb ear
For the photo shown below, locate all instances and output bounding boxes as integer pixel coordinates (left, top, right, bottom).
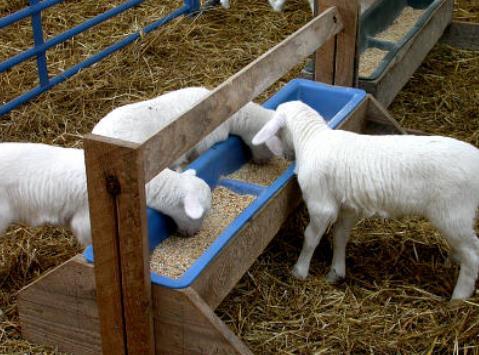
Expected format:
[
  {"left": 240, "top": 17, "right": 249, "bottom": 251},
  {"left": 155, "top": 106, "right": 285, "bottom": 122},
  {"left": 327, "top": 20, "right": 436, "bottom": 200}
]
[
  {"left": 265, "top": 135, "right": 284, "bottom": 156},
  {"left": 182, "top": 169, "right": 197, "bottom": 176},
  {"left": 183, "top": 193, "right": 204, "bottom": 220},
  {"left": 252, "top": 111, "right": 287, "bottom": 146}
]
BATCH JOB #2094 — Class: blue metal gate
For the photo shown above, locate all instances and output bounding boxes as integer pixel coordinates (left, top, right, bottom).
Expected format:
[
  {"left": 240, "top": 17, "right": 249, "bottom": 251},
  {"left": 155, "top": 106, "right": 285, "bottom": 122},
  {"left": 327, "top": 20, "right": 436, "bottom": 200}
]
[{"left": 0, "top": 0, "right": 200, "bottom": 116}]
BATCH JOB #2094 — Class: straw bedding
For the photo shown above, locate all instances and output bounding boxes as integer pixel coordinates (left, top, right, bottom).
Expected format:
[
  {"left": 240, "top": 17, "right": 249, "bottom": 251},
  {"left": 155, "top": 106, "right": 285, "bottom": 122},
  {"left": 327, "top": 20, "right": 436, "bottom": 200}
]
[
  {"left": 150, "top": 186, "right": 255, "bottom": 278},
  {"left": 455, "top": 0, "right": 479, "bottom": 23},
  {"left": 0, "top": 0, "right": 478, "bottom": 353},
  {"left": 226, "top": 157, "right": 290, "bottom": 186}
]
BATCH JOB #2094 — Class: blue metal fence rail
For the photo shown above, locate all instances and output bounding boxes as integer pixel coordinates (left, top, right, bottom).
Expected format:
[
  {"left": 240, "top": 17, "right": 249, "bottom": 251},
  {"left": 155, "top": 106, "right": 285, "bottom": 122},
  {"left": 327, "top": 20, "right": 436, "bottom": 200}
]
[{"left": 0, "top": 0, "right": 201, "bottom": 116}]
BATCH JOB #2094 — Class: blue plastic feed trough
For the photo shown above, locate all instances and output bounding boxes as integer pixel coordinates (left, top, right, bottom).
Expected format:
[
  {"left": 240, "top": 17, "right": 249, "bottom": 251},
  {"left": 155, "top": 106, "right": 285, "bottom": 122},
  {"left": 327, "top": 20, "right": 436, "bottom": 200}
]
[
  {"left": 83, "top": 79, "right": 367, "bottom": 289},
  {"left": 359, "top": 0, "right": 443, "bottom": 80}
]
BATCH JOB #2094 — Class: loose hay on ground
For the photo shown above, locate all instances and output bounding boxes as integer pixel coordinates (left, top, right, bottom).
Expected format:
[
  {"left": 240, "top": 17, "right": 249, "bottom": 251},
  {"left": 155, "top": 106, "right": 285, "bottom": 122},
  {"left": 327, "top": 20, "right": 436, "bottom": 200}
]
[
  {"left": 454, "top": 0, "right": 479, "bottom": 23},
  {"left": 0, "top": 0, "right": 478, "bottom": 353},
  {"left": 359, "top": 47, "right": 388, "bottom": 77},
  {"left": 374, "top": 7, "right": 425, "bottom": 42},
  {"left": 225, "top": 157, "right": 290, "bottom": 186},
  {"left": 216, "top": 40, "right": 479, "bottom": 355},
  {"left": 0, "top": 1, "right": 310, "bottom": 352},
  {"left": 150, "top": 186, "right": 255, "bottom": 278}
]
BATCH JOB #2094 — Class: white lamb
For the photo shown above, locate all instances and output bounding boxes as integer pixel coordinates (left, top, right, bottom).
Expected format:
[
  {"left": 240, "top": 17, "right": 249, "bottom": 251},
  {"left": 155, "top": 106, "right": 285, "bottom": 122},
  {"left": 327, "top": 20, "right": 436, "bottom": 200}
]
[
  {"left": 252, "top": 100, "right": 479, "bottom": 300},
  {"left": 93, "top": 87, "right": 282, "bottom": 168},
  {"left": 0, "top": 143, "right": 211, "bottom": 246}
]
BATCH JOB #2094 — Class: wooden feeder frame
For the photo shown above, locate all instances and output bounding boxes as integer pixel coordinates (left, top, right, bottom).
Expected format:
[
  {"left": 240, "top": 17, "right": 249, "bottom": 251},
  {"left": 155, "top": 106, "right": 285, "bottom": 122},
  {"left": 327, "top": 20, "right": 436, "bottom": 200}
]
[
  {"left": 440, "top": 19, "right": 479, "bottom": 51},
  {"left": 17, "top": 1, "right": 406, "bottom": 354},
  {"left": 357, "top": 0, "right": 454, "bottom": 107},
  {"left": 305, "top": 0, "right": 470, "bottom": 108}
]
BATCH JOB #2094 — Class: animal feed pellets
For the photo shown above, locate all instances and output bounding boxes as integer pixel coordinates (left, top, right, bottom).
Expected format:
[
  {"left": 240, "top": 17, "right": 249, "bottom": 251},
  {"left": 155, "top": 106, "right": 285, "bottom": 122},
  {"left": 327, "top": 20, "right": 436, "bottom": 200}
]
[{"left": 150, "top": 186, "right": 255, "bottom": 278}]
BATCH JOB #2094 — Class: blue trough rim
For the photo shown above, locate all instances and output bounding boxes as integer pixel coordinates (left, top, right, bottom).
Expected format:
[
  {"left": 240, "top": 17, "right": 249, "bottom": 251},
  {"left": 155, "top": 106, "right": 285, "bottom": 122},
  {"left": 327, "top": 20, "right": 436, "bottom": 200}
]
[
  {"left": 359, "top": 0, "right": 443, "bottom": 81},
  {"left": 84, "top": 79, "right": 367, "bottom": 289}
]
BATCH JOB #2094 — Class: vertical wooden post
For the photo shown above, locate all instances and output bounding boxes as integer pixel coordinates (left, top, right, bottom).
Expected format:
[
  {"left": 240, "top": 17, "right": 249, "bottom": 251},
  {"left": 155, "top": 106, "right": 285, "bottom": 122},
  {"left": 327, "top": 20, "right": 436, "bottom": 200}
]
[
  {"left": 314, "top": 0, "right": 360, "bottom": 87},
  {"left": 84, "top": 134, "right": 154, "bottom": 355}
]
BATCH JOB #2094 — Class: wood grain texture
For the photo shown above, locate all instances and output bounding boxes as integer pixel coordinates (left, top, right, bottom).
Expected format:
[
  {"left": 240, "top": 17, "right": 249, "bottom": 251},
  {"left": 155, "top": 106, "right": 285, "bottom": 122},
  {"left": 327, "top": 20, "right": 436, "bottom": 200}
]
[
  {"left": 333, "top": 0, "right": 360, "bottom": 86},
  {"left": 18, "top": 255, "right": 102, "bottom": 354},
  {"left": 315, "top": 0, "right": 359, "bottom": 86},
  {"left": 334, "top": 96, "right": 405, "bottom": 136},
  {"left": 192, "top": 179, "right": 302, "bottom": 310},
  {"left": 153, "top": 287, "right": 252, "bottom": 355},
  {"left": 18, "top": 256, "right": 252, "bottom": 354},
  {"left": 440, "top": 21, "right": 479, "bottom": 50},
  {"left": 140, "top": 8, "right": 343, "bottom": 182},
  {"left": 84, "top": 134, "right": 154, "bottom": 355},
  {"left": 359, "top": 0, "right": 453, "bottom": 107},
  {"left": 336, "top": 96, "right": 368, "bottom": 133},
  {"left": 314, "top": 0, "right": 335, "bottom": 83},
  {"left": 365, "top": 95, "right": 407, "bottom": 134}
]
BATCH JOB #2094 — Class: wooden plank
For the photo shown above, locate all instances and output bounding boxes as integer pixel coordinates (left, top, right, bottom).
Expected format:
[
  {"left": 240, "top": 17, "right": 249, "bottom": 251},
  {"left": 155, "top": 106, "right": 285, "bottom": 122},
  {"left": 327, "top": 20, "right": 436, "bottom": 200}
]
[
  {"left": 359, "top": 0, "right": 453, "bottom": 107},
  {"left": 315, "top": 0, "right": 359, "bottom": 86},
  {"left": 140, "top": 8, "right": 343, "bottom": 182},
  {"left": 313, "top": 0, "right": 335, "bottom": 84},
  {"left": 18, "top": 256, "right": 252, "bottom": 354},
  {"left": 153, "top": 287, "right": 252, "bottom": 354},
  {"left": 84, "top": 135, "right": 130, "bottom": 355},
  {"left": 440, "top": 21, "right": 479, "bottom": 50},
  {"left": 84, "top": 134, "right": 154, "bottom": 355},
  {"left": 18, "top": 255, "right": 102, "bottom": 354},
  {"left": 336, "top": 96, "right": 368, "bottom": 133},
  {"left": 333, "top": 0, "right": 359, "bottom": 86},
  {"left": 334, "top": 96, "right": 406, "bottom": 135},
  {"left": 365, "top": 95, "right": 407, "bottom": 134},
  {"left": 192, "top": 178, "right": 302, "bottom": 309}
]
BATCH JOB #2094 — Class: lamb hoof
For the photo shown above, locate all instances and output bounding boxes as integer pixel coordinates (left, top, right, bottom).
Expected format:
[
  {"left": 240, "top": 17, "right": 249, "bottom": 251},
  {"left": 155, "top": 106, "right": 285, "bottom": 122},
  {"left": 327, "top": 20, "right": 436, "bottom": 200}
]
[
  {"left": 325, "top": 269, "right": 344, "bottom": 284},
  {"left": 451, "top": 291, "right": 472, "bottom": 301},
  {"left": 291, "top": 265, "right": 308, "bottom": 280}
]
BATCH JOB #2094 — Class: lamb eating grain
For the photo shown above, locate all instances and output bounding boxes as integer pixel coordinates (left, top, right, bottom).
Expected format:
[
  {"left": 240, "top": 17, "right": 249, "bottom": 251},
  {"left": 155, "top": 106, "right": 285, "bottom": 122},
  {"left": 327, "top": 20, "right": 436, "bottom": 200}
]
[{"left": 150, "top": 186, "right": 255, "bottom": 278}]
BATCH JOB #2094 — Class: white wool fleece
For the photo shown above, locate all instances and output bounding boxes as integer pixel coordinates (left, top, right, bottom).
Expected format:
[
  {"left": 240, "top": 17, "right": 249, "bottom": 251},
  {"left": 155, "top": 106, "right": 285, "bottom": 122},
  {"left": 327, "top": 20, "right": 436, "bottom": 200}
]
[
  {"left": 253, "top": 100, "right": 479, "bottom": 300},
  {"left": 93, "top": 87, "right": 283, "bottom": 168},
  {"left": 0, "top": 143, "right": 211, "bottom": 245}
]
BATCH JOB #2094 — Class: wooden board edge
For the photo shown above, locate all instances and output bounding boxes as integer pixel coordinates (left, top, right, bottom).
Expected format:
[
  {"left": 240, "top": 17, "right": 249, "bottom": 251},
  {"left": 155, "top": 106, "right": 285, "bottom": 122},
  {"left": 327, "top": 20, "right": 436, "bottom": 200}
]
[
  {"left": 151, "top": 286, "right": 252, "bottom": 354},
  {"left": 17, "top": 254, "right": 102, "bottom": 354},
  {"left": 364, "top": 95, "right": 406, "bottom": 134},
  {"left": 191, "top": 178, "right": 302, "bottom": 309},
  {"left": 17, "top": 254, "right": 89, "bottom": 296},
  {"left": 184, "top": 288, "right": 253, "bottom": 355},
  {"left": 141, "top": 7, "right": 344, "bottom": 181},
  {"left": 440, "top": 21, "right": 479, "bottom": 50},
  {"left": 358, "top": 0, "right": 454, "bottom": 107}
]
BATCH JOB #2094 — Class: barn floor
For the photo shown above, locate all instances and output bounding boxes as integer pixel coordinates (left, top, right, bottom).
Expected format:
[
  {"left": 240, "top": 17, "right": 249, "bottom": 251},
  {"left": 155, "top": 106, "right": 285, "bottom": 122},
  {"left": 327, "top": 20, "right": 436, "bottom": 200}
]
[{"left": 0, "top": 0, "right": 478, "bottom": 353}]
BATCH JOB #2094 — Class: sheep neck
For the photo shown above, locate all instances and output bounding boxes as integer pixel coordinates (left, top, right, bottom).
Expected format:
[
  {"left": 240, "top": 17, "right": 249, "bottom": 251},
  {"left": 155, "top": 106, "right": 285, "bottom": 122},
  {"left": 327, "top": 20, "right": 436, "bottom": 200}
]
[
  {"left": 229, "top": 103, "right": 275, "bottom": 140},
  {"left": 146, "top": 169, "right": 181, "bottom": 210},
  {"left": 287, "top": 110, "right": 329, "bottom": 160}
]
